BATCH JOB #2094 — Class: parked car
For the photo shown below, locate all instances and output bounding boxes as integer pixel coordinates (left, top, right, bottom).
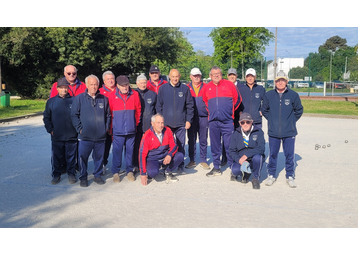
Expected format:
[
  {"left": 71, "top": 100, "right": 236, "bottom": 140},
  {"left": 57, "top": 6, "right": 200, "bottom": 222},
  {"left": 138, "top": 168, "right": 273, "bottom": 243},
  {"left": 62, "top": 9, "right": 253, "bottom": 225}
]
[
  {"left": 296, "top": 82, "right": 309, "bottom": 88},
  {"left": 314, "top": 82, "right": 324, "bottom": 89},
  {"left": 334, "top": 83, "right": 347, "bottom": 89}
]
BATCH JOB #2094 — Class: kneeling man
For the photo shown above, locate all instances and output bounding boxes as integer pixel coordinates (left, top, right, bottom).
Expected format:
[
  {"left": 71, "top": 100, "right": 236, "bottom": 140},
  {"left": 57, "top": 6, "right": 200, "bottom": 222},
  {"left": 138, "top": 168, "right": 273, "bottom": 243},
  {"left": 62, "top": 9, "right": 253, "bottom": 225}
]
[
  {"left": 229, "top": 112, "right": 265, "bottom": 189},
  {"left": 139, "top": 113, "right": 184, "bottom": 186}
]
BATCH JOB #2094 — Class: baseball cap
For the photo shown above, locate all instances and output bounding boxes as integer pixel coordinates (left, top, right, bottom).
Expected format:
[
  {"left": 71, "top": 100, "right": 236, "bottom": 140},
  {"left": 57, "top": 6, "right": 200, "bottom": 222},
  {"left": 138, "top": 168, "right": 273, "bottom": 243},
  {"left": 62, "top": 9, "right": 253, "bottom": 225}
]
[
  {"left": 190, "top": 68, "right": 202, "bottom": 75},
  {"left": 245, "top": 68, "right": 256, "bottom": 77},
  {"left": 149, "top": 65, "right": 160, "bottom": 73},
  {"left": 57, "top": 77, "right": 69, "bottom": 86},
  {"left": 275, "top": 70, "right": 288, "bottom": 81},
  {"left": 116, "top": 75, "right": 130, "bottom": 86},
  {"left": 239, "top": 112, "right": 253, "bottom": 122},
  {"left": 228, "top": 68, "right": 237, "bottom": 75}
]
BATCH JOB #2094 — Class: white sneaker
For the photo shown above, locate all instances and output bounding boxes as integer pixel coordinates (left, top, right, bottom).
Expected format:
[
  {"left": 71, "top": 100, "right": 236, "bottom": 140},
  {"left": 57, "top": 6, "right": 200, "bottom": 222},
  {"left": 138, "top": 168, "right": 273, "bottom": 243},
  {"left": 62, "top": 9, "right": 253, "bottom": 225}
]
[
  {"left": 286, "top": 177, "right": 297, "bottom": 188},
  {"left": 265, "top": 175, "right": 276, "bottom": 186}
]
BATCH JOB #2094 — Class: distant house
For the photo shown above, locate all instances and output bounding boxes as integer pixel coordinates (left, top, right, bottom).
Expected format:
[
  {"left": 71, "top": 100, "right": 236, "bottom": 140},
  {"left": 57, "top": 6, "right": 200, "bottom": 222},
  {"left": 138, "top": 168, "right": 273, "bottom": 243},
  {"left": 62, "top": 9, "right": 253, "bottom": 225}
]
[{"left": 267, "top": 58, "right": 304, "bottom": 80}]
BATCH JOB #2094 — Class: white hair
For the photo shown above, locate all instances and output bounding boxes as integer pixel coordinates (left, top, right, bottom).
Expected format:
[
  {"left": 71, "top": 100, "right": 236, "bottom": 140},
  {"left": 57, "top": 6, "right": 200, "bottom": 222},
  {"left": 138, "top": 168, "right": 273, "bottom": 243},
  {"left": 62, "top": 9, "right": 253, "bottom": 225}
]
[
  {"left": 102, "top": 70, "right": 115, "bottom": 81},
  {"left": 64, "top": 65, "right": 77, "bottom": 72},
  {"left": 85, "top": 74, "right": 100, "bottom": 85},
  {"left": 151, "top": 113, "right": 164, "bottom": 123}
]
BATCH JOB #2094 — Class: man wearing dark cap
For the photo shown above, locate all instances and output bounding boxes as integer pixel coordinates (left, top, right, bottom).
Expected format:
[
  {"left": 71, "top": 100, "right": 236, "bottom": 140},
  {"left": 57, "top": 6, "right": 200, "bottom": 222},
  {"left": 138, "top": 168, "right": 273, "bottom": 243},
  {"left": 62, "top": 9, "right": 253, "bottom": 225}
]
[
  {"left": 147, "top": 65, "right": 168, "bottom": 94},
  {"left": 229, "top": 112, "right": 265, "bottom": 189},
  {"left": 71, "top": 75, "right": 111, "bottom": 187},
  {"left": 227, "top": 68, "right": 244, "bottom": 88},
  {"left": 108, "top": 75, "right": 141, "bottom": 183},
  {"left": 262, "top": 71, "right": 303, "bottom": 188},
  {"left": 44, "top": 77, "right": 78, "bottom": 185}
]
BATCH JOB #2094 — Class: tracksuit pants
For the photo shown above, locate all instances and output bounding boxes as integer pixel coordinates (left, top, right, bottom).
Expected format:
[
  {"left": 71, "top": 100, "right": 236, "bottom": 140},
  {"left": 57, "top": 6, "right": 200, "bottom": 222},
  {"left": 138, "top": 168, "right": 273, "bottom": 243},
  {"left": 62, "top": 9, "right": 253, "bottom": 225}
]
[
  {"left": 209, "top": 120, "right": 234, "bottom": 169},
  {"left": 103, "top": 132, "right": 112, "bottom": 167},
  {"left": 133, "top": 131, "right": 144, "bottom": 168},
  {"left": 267, "top": 136, "right": 296, "bottom": 179},
  {"left": 187, "top": 116, "right": 208, "bottom": 163},
  {"left": 146, "top": 152, "right": 184, "bottom": 178},
  {"left": 78, "top": 140, "right": 105, "bottom": 180},
  {"left": 51, "top": 141, "right": 77, "bottom": 178},
  {"left": 168, "top": 126, "right": 186, "bottom": 169},
  {"left": 111, "top": 134, "right": 135, "bottom": 174},
  {"left": 231, "top": 154, "right": 264, "bottom": 180}
]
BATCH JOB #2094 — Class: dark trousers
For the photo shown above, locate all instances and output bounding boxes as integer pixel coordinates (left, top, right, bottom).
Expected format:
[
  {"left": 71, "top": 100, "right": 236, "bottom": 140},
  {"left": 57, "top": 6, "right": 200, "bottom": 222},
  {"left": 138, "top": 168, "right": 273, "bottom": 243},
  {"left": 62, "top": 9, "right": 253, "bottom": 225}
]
[
  {"left": 267, "top": 136, "right": 296, "bottom": 179},
  {"left": 209, "top": 121, "right": 234, "bottom": 169},
  {"left": 103, "top": 133, "right": 112, "bottom": 166},
  {"left": 133, "top": 131, "right": 144, "bottom": 168},
  {"left": 169, "top": 126, "right": 186, "bottom": 169},
  {"left": 111, "top": 134, "right": 135, "bottom": 174},
  {"left": 146, "top": 152, "right": 184, "bottom": 178},
  {"left": 51, "top": 141, "right": 77, "bottom": 177},
  {"left": 231, "top": 154, "right": 264, "bottom": 180},
  {"left": 78, "top": 140, "right": 105, "bottom": 180},
  {"left": 187, "top": 116, "right": 208, "bottom": 163}
]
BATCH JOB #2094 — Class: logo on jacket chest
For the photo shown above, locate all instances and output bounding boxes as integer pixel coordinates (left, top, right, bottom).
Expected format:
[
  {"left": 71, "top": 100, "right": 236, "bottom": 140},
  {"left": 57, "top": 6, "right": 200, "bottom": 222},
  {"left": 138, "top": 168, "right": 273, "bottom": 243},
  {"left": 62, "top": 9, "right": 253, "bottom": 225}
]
[
  {"left": 255, "top": 93, "right": 260, "bottom": 99},
  {"left": 178, "top": 92, "right": 184, "bottom": 97},
  {"left": 69, "top": 104, "right": 72, "bottom": 109},
  {"left": 147, "top": 98, "right": 152, "bottom": 104},
  {"left": 99, "top": 102, "right": 104, "bottom": 109},
  {"left": 252, "top": 135, "right": 258, "bottom": 141},
  {"left": 284, "top": 99, "right": 290, "bottom": 105}
]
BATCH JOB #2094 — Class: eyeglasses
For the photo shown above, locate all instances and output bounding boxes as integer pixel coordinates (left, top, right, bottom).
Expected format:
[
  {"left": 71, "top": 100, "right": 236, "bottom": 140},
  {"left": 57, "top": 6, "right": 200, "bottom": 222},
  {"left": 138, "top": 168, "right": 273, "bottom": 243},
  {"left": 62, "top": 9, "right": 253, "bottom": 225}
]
[
  {"left": 66, "top": 72, "right": 77, "bottom": 76},
  {"left": 210, "top": 73, "right": 222, "bottom": 77},
  {"left": 240, "top": 121, "right": 252, "bottom": 125}
]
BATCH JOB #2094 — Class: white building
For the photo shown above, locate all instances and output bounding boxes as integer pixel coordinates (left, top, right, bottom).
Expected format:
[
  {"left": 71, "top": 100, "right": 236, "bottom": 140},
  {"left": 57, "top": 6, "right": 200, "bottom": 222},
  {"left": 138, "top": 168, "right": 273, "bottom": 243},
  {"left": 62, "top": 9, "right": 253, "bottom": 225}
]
[{"left": 267, "top": 57, "right": 304, "bottom": 80}]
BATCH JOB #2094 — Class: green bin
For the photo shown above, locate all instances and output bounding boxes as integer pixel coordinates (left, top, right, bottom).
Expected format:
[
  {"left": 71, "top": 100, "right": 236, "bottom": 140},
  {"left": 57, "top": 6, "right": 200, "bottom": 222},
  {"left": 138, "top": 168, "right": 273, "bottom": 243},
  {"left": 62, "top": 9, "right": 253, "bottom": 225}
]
[{"left": 0, "top": 91, "right": 11, "bottom": 107}]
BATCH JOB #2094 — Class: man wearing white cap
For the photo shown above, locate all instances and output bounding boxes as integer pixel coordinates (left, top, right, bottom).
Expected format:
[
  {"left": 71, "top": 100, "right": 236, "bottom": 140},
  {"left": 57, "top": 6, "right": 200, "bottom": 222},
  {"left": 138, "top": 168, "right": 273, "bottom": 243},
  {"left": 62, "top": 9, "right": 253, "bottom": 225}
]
[
  {"left": 262, "top": 70, "right": 303, "bottom": 188},
  {"left": 237, "top": 68, "right": 266, "bottom": 129},
  {"left": 185, "top": 68, "right": 210, "bottom": 170}
]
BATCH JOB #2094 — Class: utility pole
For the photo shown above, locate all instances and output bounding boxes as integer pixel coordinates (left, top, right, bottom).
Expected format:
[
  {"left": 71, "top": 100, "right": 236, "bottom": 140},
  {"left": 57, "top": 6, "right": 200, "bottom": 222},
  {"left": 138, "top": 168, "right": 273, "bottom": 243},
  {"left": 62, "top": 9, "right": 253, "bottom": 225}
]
[{"left": 273, "top": 28, "right": 277, "bottom": 83}]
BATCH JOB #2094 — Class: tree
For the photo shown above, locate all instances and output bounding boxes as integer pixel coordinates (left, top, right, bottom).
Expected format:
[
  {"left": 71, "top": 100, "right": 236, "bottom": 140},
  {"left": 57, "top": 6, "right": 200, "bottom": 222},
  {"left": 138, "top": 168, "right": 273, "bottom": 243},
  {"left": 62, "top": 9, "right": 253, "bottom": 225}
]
[
  {"left": 319, "top": 35, "right": 347, "bottom": 53},
  {"left": 289, "top": 66, "right": 309, "bottom": 79},
  {"left": 209, "top": 27, "right": 274, "bottom": 79}
]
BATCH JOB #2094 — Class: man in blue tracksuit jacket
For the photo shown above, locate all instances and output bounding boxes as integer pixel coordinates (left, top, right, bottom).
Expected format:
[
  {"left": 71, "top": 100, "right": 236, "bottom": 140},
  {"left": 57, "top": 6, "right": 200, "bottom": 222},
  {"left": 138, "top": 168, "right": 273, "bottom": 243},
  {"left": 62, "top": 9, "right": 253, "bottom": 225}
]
[
  {"left": 133, "top": 73, "right": 157, "bottom": 171},
  {"left": 238, "top": 68, "right": 266, "bottom": 129},
  {"left": 71, "top": 75, "right": 111, "bottom": 187},
  {"left": 43, "top": 77, "right": 78, "bottom": 185},
  {"left": 261, "top": 71, "right": 303, "bottom": 188},
  {"left": 229, "top": 112, "right": 265, "bottom": 189},
  {"left": 156, "top": 69, "right": 194, "bottom": 173}
]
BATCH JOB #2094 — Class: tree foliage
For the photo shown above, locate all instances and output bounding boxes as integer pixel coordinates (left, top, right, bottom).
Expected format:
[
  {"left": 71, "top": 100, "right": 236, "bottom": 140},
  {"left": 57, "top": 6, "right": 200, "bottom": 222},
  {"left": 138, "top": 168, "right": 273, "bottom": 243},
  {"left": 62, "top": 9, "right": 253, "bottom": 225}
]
[
  {"left": 0, "top": 27, "right": 191, "bottom": 98},
  {"left": 318, "top": 35, "right": 347, "bottom": 53},
  {"left": 209, "top": 27, "right": 274, "bottom": 78}
]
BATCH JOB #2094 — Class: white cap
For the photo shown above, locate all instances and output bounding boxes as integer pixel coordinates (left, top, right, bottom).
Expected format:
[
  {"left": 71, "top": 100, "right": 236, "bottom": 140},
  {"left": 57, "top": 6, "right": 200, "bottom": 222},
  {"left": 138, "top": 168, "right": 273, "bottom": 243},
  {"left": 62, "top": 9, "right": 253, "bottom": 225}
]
[
  {"left": 245, "top": 68, "right": 256, "bottom": 77},
  {"left": 190, "top": 68, "right": 202, "bottom": 75},
  {"left": 275, "top": 70, "right": 288, "bottom": 81}
]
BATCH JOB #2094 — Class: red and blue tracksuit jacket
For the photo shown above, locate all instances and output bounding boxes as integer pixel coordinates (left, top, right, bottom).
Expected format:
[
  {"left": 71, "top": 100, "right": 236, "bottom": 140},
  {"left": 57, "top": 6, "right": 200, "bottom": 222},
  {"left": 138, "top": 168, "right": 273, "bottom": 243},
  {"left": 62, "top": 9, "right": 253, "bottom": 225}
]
[
  {"left": 202, "top": 79, "right": 241, "bottom": 124},
  {"left": 108, "top": 87, "right": 141, "bottom": 136},
  {"left": 139, "top": 126, "right": 178, "bottom": 175},
  {"left": 187, "top": 82, "right": 208, "bottom": 118},
  {"left": 146, "top": 78, "right": 168, "bottom": 94},
  {"left": 99, "top": 85, "right": 115, "bottom": 97},
  {"left": 49, "top": 78, "right": 87, "bottom": 98}
]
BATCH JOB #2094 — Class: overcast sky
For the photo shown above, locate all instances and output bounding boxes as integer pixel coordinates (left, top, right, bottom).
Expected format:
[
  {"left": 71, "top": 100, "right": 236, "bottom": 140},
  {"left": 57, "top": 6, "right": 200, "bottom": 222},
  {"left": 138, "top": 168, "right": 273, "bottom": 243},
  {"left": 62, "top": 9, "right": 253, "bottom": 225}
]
[{"left": 180, "top": 27, "right": 358, "bottom": 60}]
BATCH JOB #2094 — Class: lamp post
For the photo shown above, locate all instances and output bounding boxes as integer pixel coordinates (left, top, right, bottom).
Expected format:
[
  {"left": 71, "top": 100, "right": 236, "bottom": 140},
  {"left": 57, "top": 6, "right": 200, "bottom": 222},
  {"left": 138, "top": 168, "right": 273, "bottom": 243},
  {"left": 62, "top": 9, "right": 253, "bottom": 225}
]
[{"left": 329, "top": 50, "right": 334, "bottom": 96}]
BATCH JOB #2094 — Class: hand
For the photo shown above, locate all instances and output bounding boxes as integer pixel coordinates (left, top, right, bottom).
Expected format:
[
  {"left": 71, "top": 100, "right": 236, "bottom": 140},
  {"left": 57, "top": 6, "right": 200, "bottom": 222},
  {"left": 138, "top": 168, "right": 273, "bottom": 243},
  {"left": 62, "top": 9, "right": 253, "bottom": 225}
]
[
  {"left": 185, "top": 121, "right": 191, "bottom": 130},
  {"left": 51, "top": 131, "right": 54, "bottom": 136},
  {"left": 259, "top": 111, "right": 262, "bottom": 116},
  {"left": 80, "top": 129, "right": 82, "bottom": 134},
  {"left": 239, "top": 155, "right": 248, "bottom": 165},
  {"left": 107, "top": 129, "right": 112, "bottom": 136},
  {"left": 163, "top": 155, "right": 172, "bottom": 165},
  {"left": 141, "top": 175, "right": 147, "bottom": 186}
]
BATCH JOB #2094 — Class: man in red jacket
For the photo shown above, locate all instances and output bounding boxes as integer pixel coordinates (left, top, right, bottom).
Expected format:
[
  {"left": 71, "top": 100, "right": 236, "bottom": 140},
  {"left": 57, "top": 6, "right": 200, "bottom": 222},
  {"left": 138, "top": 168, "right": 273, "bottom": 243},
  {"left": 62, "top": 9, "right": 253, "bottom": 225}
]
[
  {"left": 146, "top": 65, "right": 168, "bottom": 94},
  {"left": 49, "top": 65, "right": 86, "bottom": 98},
  {"left": 108, "top": 75, "right": 141, "bottom": 183},
  {"left": 139, "top": 113, "right": 184, "bottom": 186}
]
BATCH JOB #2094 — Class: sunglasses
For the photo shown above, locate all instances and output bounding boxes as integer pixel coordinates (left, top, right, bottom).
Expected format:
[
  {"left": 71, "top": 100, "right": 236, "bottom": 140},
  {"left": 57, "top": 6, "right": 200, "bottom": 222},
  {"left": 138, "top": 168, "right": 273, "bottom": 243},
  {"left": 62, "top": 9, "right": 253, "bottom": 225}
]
[
  {"left": 240, "top": 121, "right": 252, "bottom": 125},
  {"left": 66, "top": 72, "right": 77, "bottom": 76}
]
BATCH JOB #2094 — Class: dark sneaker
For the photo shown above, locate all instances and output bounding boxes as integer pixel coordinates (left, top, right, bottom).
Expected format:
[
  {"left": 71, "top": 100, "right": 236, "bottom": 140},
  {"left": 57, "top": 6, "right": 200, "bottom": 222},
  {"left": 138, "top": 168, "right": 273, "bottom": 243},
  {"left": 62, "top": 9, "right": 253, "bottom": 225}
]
[
  {"left": 220, "top": 159, "right": 227, "bottom": 167},
  {"left": 242, "top": 172, "right": 251, "bottom": 184},
  {"left": 68, "top": 175, "right": 77, "bottom": 184},
  {"left": 80, "top": 179, "right": 88, "bottom": 187},
  {"left": 230, "top": 173, "right": 237, "bottom": 182},
  {"left": 185, "top": 161, "right": 196, "bottom": 169},
  {"left": 94, "top": 177, "right": 105, "bottom": 185},
  {"left": 133, "top": 167, "right": 140, "bottom": 176},
  {"left": 51, "top": 176, "right": 61, "bottom": 185},
  {"left": 252, "top": 178, "right": 260, "bottom": 189},
  {"left": 206, "top": 168, "right": 222, "bottom": 177},
  {"left": 165, "top": 172, "right": 179, "bottom": 184},
  {"left": 177, "top": 166, "right": 186, "bottom": 175}
]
